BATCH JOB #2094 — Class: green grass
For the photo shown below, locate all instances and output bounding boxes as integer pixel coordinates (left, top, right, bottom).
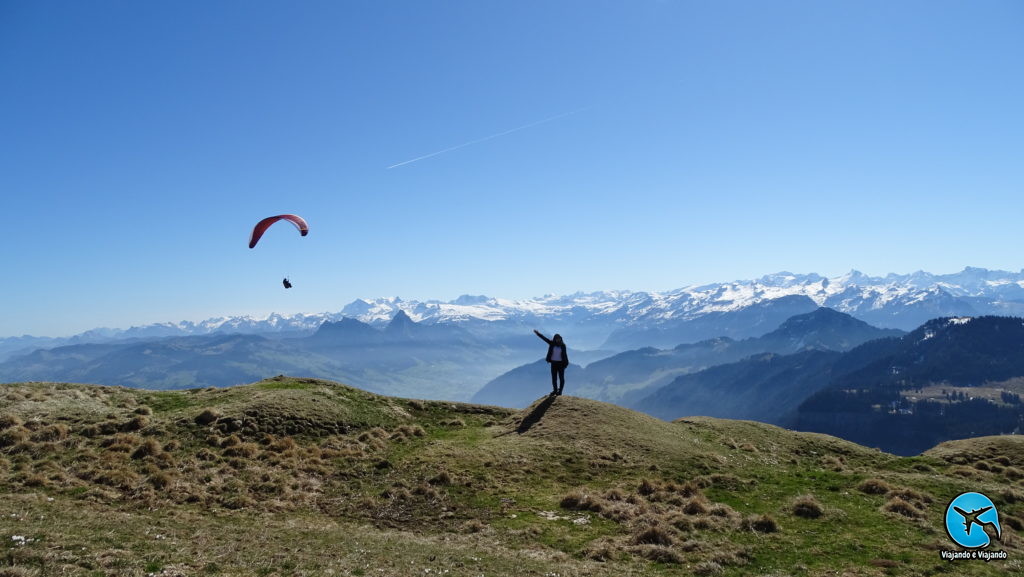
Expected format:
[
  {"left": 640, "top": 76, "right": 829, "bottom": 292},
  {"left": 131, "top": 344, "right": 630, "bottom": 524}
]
[
  {"left": 144, "top": 389, "right": 205, "bottom": 413},
  {"left": 1, "top": 377, "right": 1022, "bottom": 576}
]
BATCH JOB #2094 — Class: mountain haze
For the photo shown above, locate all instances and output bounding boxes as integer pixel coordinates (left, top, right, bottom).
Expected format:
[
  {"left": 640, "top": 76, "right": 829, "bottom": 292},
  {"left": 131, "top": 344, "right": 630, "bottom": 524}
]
[
  {"left": 624, "top": 315, "right": 1024, "bottom": 455},
  {"left": 473, "top": 308, "right": 902, "bottom": 408},
  {"left": 6, "top": 266, "right": 1024, "bottom": 350},
  {"left": 2, "top": 267, "right": 1022, "bottom": 403},
  {"left": 794, "top": 316, "right": 1024, "bottom": 454}
]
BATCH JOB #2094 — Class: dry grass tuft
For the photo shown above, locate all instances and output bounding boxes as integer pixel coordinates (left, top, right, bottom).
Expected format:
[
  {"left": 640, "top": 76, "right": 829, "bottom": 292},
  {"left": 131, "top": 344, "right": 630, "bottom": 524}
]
[
  {"left": 857, "top": 478, "right": 892, "bottom": 495},
  {"left": 264, "top": 435, "right": 298, "bottom": 453},
  {"left": 428, "top": 471, "right": 453, "bottom": 486},
  {"left": 412, "top": 483, "right": 441, "bottom": 500},
  {"left": 223, "top": 442, "right": 260, "bottom": 458},
  {"left": 792, "top": 495, "right": 824, "bottom": 519},
  {"left": 31, "top": 423, "right": 69, "bottom": 442},
  {"left": 0, "top": 426, "right": 30, "bottom": 448},
  {"left": 678, "top": 539, "right": 702, "bottom": 552},
  {"left": 628, "top": 544, "right": 683, "bottom": 564},
  {"left": 682, "top": 496, "right": 710, "bottom": 516},
  {"left": 148, "top": 470, "right": 174, "bottom": 489},
  {"left": 743, "top": 514, "right": 779, "bottom": 533},
  {"left": 882, "top": 497, "right": 924, "bottom": 519},
  {"left": 693, "top": 560, "right": 725, "bottom": 575},
  {"left": 1000, "top": 488, "right": 1024, "bottom": 503},
  {"left": 582, "top": 538, "right": 621, "bottom": 562},
  {"left": 821, "top": 455, "right": 846, "bottom": 471},
  {"left": 90, "top": 466, "right": 142, "bottom": 490},
  {"left": 604, "top": 487, "right": 627, "bottom": 501},
  {"left": 886, "top": 487, "right": 932, "bottom": 506},
  {"left": 707, "top": 503, "right": 738, "bottom": 519},
  {"left": 0, "top": 414, "right": 25, "bottom": 430},
  {"left": 358, "top": 428, "right": 390, "bottom": 450},
  {"left": 666, "top": 513, "right": 693, "bottom": 532},
  {"left": 638, "top": 478, "right": 659, "bottom": 496},
  {"left": 950, "top": 466, "right": 978, "bottom": 478},
  {"left": 101, "top": 433, "right": 141, "bottom": 452},
  {"left": 195, "top": 408, "right": 222, "bottom": 426},
  {"left": 131, "top": 437, "right": 163, "bottom": 460},
  {"left": 1003, "top": 515, "right": 1024, "bottom": 531},
  {"left": 631, "top": 523, "right": 674, "bottom": 546},
  {"left": 391, "top": 425, "right": 427, "bottom": 441},
  {"left": 561, "top": 489, "right": 605, "bottom": 513},
  {"left": 711, "top": 547, "right": 752, "bottom": 567},
  {"left": 121, "top": 415, "right": 150, "bottom": 431},
  {"left": 461, "top": 519, "right": 487, "bottom": 533},
  {"left": 677, "top": 480, "right": 706, "bottom": 496}
]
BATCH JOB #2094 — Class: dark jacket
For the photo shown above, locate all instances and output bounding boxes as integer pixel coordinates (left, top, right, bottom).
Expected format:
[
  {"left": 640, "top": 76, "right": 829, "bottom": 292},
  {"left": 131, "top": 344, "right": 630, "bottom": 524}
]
[{"left": 535, "top": 332, "right": 569, "bottom": 364}]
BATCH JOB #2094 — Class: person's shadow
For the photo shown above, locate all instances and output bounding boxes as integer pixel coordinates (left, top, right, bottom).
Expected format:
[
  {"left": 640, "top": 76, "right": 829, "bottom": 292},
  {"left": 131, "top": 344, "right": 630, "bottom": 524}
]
[{"left": 515, "top": 395, "right": 557, "bottom": 434}]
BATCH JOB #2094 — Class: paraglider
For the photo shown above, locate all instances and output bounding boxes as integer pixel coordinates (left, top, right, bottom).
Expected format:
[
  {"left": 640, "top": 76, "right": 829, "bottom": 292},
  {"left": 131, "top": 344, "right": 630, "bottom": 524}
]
[
  {"left": 248, "top": 214, "right": 309, "bottom": 249},
  {"left": 249, "top": 214, "right": 308, "bottom": 289}
]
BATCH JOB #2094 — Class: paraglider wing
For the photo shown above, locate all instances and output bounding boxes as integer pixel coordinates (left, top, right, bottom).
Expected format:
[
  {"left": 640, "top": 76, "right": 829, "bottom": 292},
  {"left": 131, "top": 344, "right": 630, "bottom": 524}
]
[{"left": 248, "top": 214, "right": 309, "bottom": 249}]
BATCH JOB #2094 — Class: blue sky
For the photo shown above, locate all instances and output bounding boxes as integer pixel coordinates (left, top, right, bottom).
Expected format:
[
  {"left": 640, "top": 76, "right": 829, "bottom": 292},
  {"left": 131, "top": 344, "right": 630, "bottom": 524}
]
[{"left": 2, "top": 0, "right": 1022, "bottom": 337}]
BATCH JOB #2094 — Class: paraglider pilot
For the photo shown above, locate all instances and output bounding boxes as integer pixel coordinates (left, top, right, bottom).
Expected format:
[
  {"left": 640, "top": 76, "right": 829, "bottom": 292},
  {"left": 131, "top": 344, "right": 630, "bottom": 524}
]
[
  {"left": 282, "top": 278, "right": 292, "bottom": 289},
  {"left": 534, "top": 329, "right": 568, "bottom": 396}
]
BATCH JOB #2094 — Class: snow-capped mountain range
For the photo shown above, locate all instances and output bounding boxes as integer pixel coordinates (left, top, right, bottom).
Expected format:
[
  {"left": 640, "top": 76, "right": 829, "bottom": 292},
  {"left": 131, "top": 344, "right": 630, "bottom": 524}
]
[
  {"left": 334, "top": 267, "right": 1024, "bottom": 348},
  {"left": 327, "top": 267, "right": 1019, "bottom": 324},
  {"left": 5, "top": 267, "right": 1024, "bottom": 357}
]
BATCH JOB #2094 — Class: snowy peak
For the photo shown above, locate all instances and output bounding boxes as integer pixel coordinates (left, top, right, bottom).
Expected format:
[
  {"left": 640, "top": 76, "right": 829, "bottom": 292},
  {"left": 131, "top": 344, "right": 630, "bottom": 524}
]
[
  {"left": 11, "top": 267, "right": 1024, "bottom": 345},
  {"left": 330, "top": 268, "right": 1024, "bottom": 345}
]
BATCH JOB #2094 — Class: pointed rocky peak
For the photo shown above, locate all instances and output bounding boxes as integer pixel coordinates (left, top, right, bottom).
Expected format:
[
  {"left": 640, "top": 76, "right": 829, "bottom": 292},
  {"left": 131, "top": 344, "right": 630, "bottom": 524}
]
[
  {"left": 388, "top": 309, "right": 414, "bottom": 326},
  {"left": 384, "top": 309, "right": 420, "bottom": 340}
]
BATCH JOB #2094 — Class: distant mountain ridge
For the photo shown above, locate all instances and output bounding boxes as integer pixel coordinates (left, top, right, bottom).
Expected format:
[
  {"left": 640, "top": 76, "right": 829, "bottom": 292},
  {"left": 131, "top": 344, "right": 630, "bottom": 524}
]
[
  {"left": 7, "top": 267, "right": 1024, "bottom": 347},
  {"left": 792, "top": 315, "right": 1024, "bottom": 454},
  {"left": 472, "top": 308, "right": 904, "bottom": 408},
  {"left": 3, "top": 267, "right": 1024, "bottom": 397},
  {"left": 632, "top": 315, "right": 1024, "bottom": 455}
]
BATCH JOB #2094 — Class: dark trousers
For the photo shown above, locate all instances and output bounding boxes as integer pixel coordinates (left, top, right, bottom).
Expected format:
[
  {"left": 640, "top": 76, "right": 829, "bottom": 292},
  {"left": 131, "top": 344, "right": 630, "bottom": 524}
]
[{"left": 550, "top": 361, "right": 568, "bottom": 392}]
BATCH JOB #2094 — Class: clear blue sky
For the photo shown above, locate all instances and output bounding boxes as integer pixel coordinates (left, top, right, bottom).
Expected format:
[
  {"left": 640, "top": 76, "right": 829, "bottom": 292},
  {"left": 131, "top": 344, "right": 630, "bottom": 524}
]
[{"left": 2, "top": 0, "right": 1022, "bottom": 337}]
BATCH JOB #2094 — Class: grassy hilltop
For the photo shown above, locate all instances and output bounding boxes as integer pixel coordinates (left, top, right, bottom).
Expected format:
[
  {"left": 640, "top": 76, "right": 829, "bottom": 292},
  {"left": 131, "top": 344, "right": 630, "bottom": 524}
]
[{"left": 1, "top": 378, "right": 1022, "bottom": 576}]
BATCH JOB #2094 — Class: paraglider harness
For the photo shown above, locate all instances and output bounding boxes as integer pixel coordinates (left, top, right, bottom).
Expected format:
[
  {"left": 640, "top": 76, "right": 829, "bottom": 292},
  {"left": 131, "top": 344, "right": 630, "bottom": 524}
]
[{"left": 282, "top": 278, "right": 293, "bottom": 289}]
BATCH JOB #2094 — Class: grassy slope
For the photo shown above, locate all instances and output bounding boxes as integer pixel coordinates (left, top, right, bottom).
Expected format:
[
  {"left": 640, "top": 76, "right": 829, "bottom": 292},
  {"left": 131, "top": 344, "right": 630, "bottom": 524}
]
[{"left": 1, "top": 378, "right": 1022, "bottom": 576}]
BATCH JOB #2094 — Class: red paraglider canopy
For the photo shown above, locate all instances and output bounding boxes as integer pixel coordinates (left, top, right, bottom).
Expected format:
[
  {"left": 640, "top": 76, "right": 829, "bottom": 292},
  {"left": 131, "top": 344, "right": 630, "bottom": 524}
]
[{"left": 248, "top": 214, "right": 309, "bottom": 249}]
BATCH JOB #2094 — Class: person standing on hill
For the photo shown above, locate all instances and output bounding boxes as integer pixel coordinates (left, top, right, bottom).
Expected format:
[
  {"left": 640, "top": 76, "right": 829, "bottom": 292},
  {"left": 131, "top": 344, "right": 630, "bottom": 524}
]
[{"left": 534, "top": 329, "right": 568, "bottom": 396}]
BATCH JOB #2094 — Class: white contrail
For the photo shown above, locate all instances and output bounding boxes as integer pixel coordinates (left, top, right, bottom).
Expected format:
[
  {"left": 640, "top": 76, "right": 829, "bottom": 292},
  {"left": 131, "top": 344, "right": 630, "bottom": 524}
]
[{"left": 386, "top": 107, "right": 589, "bottom": 169}]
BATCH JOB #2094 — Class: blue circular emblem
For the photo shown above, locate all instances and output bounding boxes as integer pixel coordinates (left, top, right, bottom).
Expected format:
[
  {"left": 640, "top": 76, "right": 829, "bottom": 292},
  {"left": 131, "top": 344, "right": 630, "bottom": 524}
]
[{"left": 945, "top": 492, "right": 1001, "bottom": 549}]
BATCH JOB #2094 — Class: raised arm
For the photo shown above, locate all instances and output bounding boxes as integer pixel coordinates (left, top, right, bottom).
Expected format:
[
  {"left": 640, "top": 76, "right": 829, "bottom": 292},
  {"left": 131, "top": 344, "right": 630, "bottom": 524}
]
[{"left": 533, "top": 329, "right": 552, "bottom": 344}]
